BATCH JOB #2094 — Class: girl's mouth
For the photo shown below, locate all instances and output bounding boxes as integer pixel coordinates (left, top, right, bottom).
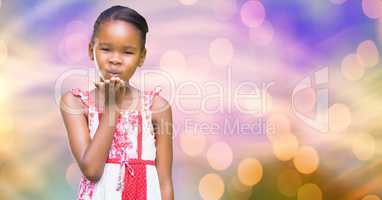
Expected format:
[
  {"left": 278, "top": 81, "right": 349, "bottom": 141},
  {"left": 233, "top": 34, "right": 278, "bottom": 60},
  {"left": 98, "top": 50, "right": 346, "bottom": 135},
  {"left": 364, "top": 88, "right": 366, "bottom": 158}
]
[{"left": 106, "top": 71, "right": 121, "bottom": 77}]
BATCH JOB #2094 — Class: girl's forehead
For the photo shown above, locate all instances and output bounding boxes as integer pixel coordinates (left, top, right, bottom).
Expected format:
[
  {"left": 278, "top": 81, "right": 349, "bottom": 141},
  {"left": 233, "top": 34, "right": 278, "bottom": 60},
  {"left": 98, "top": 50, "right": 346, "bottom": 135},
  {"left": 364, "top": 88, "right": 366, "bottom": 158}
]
[{"left": 96, "top": 20, "right": 141, "bottom": 45}]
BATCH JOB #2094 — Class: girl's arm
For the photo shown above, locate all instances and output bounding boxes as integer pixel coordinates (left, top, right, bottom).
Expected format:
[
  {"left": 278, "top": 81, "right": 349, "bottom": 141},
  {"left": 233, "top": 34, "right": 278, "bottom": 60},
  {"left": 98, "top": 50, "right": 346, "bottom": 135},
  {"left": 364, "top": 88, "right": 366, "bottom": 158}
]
[
  {"left": 60, "top": 91, "right": 119, "bottom": 182},
  {"left": 152, "top": 96, "right": 174, "bottom": 200}
]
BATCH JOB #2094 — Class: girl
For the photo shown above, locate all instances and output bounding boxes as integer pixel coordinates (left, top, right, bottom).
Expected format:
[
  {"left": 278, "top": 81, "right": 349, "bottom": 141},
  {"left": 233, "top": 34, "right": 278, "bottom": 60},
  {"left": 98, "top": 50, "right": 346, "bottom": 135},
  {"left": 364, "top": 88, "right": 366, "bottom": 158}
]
[{"left": 60, "top": 5, "right": 174, "bottom": 200}]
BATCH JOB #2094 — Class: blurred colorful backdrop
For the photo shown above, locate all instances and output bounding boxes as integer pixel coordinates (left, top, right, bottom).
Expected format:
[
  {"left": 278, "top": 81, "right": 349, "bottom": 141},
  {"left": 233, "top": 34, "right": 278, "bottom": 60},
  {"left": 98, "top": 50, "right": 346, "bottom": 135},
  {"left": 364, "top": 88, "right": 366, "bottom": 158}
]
[{"left": 1, "top": 0, "right": 382, "bottom": 199}]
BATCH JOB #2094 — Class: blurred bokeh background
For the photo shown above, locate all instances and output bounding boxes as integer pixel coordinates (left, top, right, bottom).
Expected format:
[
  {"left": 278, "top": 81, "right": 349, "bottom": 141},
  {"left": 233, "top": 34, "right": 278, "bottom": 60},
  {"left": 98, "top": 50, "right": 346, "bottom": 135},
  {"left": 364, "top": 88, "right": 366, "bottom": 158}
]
[{"left": 1, "top": 0, "right": 382, "bottom": 199}]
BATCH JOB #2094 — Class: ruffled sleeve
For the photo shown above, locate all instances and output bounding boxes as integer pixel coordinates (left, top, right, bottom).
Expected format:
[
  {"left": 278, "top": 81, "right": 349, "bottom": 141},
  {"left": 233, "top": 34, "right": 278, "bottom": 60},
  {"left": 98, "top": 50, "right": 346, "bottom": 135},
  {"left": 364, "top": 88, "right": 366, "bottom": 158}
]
[{"left": 71, "top": 88, "right": 90, "bottom": 108}]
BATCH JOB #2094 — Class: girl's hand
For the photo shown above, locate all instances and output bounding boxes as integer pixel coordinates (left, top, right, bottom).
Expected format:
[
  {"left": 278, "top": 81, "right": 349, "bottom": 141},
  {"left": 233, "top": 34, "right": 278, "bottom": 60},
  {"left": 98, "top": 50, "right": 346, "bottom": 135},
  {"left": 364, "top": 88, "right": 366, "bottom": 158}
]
[{"left": 94, "top": 77, "right": 126, "bottom": 110}]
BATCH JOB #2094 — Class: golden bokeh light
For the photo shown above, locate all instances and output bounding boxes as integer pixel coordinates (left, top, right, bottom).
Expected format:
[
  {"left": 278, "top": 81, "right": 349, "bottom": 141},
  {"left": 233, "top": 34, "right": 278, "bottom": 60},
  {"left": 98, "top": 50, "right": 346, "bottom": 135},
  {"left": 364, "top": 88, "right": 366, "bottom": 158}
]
[
  {"left": 199, "top": 173, "right": 225, "bottom": 200},
  {"left": 352, "top": 133, "right": 375, "bottom": 161},
  {"left": 237, "top": 158, "right": 263, "bottom": 186},
  {"left": 362, "top": 194, "right": 381, "bottom": 200},
  {"left": 272, "top": 133, "right": 299, "bottom": 161},
  {"left": 329, "top": 103, "right": 352, "bottom": 133},
  {"left": 357, "top": 40, "right": 380, "bottom": 68},
  {"left": 179, "top": 131, "right": 207, "bottom": 157},
  {"left": 277, "top": 168, "right": 303, "bottom": 197},
  {"left": 209, "top": 38, "right": 234, "bottom": 65},
  {"left": 341, "top": 54, "right": 365, "bottom": 81},
  {"left": 206, "top": 141, "right": 233, "bottom": 171},
  {"left": 293, "top": 146, "right": 320, "bottom": 174},
  {"left": 297, "top": 183, "right": 322, "bottom": 200}
]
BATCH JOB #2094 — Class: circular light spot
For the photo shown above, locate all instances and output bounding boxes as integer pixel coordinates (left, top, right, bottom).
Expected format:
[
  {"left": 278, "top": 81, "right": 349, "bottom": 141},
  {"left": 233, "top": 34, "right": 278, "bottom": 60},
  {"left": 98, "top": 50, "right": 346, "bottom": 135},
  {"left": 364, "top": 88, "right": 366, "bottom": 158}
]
[
  {"left": 179, "top": 0, "right": 198, "bottom": 5},
  {"left": 330, "top": 0, "right": 348, "bottom": 5},
  {"left": 199, "top": 173, "right": 225, "bottom": 200},
  {"left": 237, "top": 158, "right": 263, "bottom": 186},
  {"left": 341, "top": 54, "right": 365, "bottom": 81},
  {"left": 277, "top": 168, "right": 303, "bottom": 197},
  {"left": 212, "top": 0, "right": 238, "bottom": 21},
  {"left": 58, "top": 33, "right": 88, "bottom": 64},
  {"left": 362, "top": 194, "right": 381, "bottom": 200},
  {"left": 180, "top": 131, "right": 207, "bottom": 157},
  {"left": 240, "top": 0, "right": 266, "bottom": 28},
  {"left": 0, "top": 39, "right": 8, "bottom": 65},
  {"left": 352, "top": 133, "right": 375, "bottom": 161},
  {"left": 357, "top": 40, "right": 380, "bottom": 68},
  {"left": 272, "top": 134, "right": 299, "bottom": 161},
  {"left": 207, "top": 142, "right": 233, "bottom": 171},
  {"left": 209, "top": 38, "right": 234, "bottom": 65},
  {"left": 65, "top": 162, "right": 82, "bottom": 188},
  {"left": 362, "top": 0, "right": 382, "bottom": 19},
  {"left": 297, "top": 183, "right": 322, "bottom": 200},
  {"left": 293, "top": 146, "right": 320, "bottom": 174},
  {"left": 160, "top": 50, "right": 187, "bottom": 80},
  {"left": 249, "top": 20, "right": 274, "bottom": 46},
  {"left": 329, "top": 103, "right": 352, "bottom": 133},
  {"left": 267, "top": 113, "right": 291, "bottom": 142},
  {"left": 293, "top": 87, "right": 316, "bottom": 114}
]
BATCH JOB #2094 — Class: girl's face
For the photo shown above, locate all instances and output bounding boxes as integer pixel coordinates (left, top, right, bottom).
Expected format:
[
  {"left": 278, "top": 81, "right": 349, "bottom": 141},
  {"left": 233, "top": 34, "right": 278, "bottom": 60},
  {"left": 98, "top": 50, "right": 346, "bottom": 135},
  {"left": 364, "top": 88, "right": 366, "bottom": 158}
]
[{"left": 89, "top": 20, "right": 146, "bottom": 81}]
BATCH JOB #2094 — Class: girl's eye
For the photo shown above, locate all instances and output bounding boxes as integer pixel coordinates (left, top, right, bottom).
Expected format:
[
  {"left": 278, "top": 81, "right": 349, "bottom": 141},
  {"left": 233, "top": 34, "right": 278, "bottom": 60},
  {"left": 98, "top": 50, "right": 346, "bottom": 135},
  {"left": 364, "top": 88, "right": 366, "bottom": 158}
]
[
  {"left": 124, "top": 52, "right": 133, "bottom": 55},
  {"left": 100, "top": 48, "right": 110, "bottom": 52}
]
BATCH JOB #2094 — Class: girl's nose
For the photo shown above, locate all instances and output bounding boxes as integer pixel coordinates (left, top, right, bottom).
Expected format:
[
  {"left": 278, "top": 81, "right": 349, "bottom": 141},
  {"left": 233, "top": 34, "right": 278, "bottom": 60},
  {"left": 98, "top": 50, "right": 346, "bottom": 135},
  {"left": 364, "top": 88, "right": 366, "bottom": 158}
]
[{"left": 109, "top": 54, "right": 122, "bottom": 65}]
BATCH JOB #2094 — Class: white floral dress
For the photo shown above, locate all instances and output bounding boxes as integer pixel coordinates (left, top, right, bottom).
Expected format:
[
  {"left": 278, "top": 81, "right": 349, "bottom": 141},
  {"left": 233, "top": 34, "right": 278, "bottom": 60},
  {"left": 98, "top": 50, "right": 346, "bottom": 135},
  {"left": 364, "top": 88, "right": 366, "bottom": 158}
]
[{"left": 71, "top": 86, "right": 162, "bottom": 200}]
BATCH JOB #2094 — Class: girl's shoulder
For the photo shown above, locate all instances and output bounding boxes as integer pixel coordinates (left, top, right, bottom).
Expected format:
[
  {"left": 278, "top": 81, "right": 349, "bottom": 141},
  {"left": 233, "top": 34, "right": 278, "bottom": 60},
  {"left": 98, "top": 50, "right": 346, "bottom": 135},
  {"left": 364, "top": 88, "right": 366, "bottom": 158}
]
[
  {"left": 143, "top": 85, "right": 164, "bottom": 108},
  {"left": 146, "top": 86, "right": 171, "bottom": 115},
  {"left": 70, "top": 88, "right": 93, "bottom": 108},
  {"left": 60, "top": 88, "right": 92, "bottom": 115}
]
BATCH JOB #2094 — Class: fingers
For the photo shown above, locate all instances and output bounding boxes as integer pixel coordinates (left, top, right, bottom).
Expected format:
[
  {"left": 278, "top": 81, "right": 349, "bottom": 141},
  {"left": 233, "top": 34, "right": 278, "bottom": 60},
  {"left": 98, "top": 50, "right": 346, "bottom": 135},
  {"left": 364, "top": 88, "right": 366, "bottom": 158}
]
[
  {"left": 95, "top": 77, "right": 125, "bottom": 91},
  {"left": 94, "top": 77, "right": 126, "bottom": 107},
  {"left": 94, "top": 80, "right": 105, "bottom": 89}
]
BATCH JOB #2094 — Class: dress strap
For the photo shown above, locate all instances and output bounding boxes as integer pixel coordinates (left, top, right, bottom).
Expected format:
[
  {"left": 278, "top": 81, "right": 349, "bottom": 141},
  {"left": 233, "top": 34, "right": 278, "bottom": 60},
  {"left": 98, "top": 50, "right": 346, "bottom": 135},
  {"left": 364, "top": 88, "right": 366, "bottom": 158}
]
[
  {"left": 71, "top": 88, "right": 90, "bottom": 108},
  {"left": 144, "top": 86, "right": 162, "bottom": 110},
  {"left": 136, "top": 113, "right": 143, "bottom": 161}
]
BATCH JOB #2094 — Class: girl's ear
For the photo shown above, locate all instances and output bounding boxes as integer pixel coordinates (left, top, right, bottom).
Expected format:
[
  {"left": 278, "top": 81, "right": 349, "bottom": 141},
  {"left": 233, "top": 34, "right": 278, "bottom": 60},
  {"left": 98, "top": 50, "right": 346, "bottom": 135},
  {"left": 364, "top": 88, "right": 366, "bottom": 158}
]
[
  {"left": 88, "top": 43, "right": 94, "bottom": 60},
  {"left": 138, "top": 48, "right": 147, "bottom": 68}
]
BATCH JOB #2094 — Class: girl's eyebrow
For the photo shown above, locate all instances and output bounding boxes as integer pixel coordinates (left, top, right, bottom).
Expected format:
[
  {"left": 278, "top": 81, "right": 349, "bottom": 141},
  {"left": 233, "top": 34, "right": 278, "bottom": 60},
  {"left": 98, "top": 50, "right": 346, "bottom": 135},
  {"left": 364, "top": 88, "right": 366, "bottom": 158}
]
[
  {"left": 98, "top": 42, "right": 137, "bottom": 49},
  {"left": 123, "top": 45, "right": 137, "bottom": 50}
]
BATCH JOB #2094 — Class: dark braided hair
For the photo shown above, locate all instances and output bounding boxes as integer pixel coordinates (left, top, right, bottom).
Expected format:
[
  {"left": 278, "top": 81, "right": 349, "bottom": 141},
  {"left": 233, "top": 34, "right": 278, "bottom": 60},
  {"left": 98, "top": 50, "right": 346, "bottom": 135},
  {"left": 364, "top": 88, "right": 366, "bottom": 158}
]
[{"left": 90, "top": 5, "right": 149, "bottom": 49}]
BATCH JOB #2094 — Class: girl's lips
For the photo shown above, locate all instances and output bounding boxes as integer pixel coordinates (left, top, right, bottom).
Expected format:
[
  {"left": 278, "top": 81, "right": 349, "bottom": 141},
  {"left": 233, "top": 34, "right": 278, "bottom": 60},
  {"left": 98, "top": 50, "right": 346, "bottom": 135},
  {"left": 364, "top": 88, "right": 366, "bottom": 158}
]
[{"left": 107, "top": 72, "right": 120, "bottom": 77}]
